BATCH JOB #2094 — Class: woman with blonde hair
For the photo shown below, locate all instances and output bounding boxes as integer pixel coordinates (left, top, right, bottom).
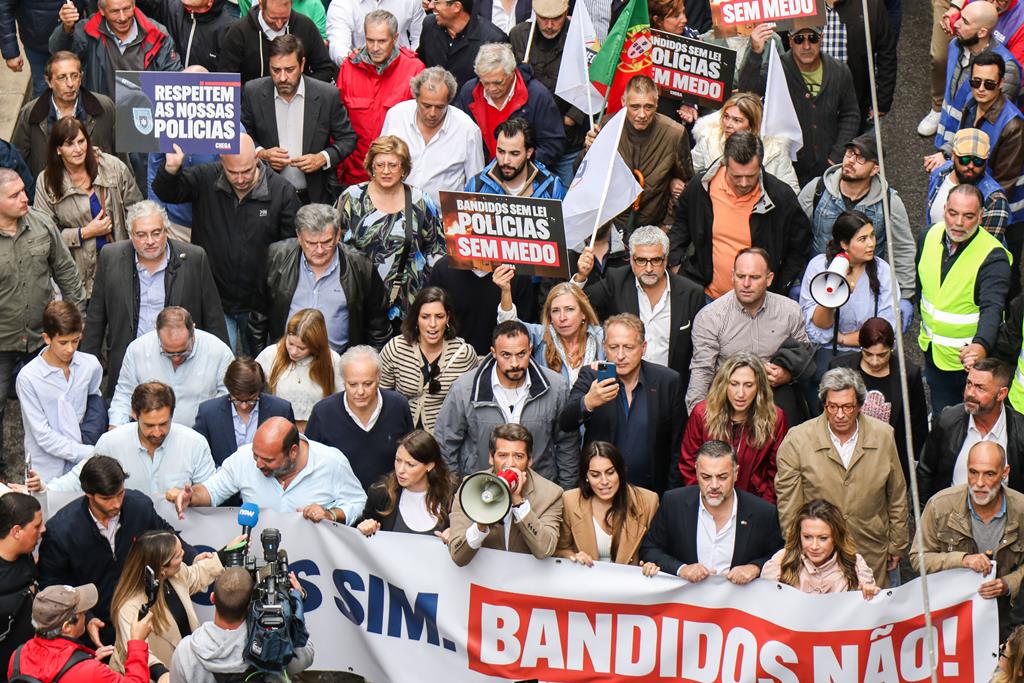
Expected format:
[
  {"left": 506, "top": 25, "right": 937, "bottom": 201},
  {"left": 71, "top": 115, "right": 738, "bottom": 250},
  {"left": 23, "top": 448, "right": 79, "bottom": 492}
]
[
  {"left": 994, "top": 626, "right": 1024, "bottom": 682},
  {"left": 255, "top": 308, "right": 342, "bottom": 429},
  {"left": 761, "top": 498, "right": 879, "bottom": 600},
  {"left": 690, "top": 91, "right": 800, "bottom": 192},
  {"left": 492, "top": 265, "right": 603, "bottom": 385},
  {"left": 679, "top": 352, "right": 787, "bottom": 502}
]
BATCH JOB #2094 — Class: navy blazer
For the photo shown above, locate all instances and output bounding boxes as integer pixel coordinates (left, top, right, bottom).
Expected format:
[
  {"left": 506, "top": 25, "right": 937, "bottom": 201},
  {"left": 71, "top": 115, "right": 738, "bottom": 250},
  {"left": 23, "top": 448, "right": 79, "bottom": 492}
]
[
  {"left": 193, "top": 393, "right": 295, "bottom": 466},
  {"left": 638, "top": 486, "right": 784, "bottom": 578}
]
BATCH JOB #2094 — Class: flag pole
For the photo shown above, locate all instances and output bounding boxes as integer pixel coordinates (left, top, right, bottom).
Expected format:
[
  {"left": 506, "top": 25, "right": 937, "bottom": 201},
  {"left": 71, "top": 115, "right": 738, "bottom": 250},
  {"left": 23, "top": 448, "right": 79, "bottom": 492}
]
[
  {"left": 581, "top": 23, "right": 595, "bottom": 130},
  {"left": 588, "top": 115, "right": 625, "bottom": 247},
  {"left": 523, "top": 19, "right": 537, "bottom": 63}
]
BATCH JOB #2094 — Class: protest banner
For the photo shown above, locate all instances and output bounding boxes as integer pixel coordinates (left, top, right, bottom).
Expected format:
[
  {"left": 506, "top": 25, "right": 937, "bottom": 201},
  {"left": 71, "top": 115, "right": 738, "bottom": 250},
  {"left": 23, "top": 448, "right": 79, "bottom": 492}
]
[
  {"left": 114, "top": 71, "right": 241, "bottom": 154},
  {"left": 711, "top": 0, "right": 826, "bottom": 37},
  {"left": 41, "top": 493, "right": 1000, "bottom": 681},
  {"left": 650, "top": 30, "right": 736, "bottom": 107},
  {"left": 439, "top": 191, "right": 568, "bottom": 278}
]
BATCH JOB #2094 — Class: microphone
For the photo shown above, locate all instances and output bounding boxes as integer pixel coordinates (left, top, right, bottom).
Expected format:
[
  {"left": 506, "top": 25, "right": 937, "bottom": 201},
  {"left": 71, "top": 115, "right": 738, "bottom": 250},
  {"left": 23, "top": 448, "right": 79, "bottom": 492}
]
[{"left": 238, "top": 502, "right": 260, "bottom": 547}]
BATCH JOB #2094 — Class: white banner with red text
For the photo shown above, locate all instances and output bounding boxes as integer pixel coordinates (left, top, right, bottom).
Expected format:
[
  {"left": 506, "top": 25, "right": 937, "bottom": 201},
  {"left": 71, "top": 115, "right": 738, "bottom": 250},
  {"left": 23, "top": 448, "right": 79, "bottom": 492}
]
[{"left": 42, "top": 494, "right": 1001, "bottom": 681}]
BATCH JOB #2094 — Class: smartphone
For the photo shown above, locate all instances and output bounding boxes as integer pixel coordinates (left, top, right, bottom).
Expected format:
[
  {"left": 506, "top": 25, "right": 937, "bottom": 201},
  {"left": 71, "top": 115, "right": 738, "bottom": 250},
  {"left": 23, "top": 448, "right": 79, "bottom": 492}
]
[
  {"left": 138, "top": 566, "right": 158, "bottom": 619},
  {"left": 596, "top": 362, "right": 617, "bottom": 382}
]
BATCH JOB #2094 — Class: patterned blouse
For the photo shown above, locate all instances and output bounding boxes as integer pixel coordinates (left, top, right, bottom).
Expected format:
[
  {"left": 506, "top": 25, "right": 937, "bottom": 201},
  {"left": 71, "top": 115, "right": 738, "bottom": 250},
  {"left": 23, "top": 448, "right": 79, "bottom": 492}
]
[{"left": 337, "top": 182, "right": 446, "bottom": 322}]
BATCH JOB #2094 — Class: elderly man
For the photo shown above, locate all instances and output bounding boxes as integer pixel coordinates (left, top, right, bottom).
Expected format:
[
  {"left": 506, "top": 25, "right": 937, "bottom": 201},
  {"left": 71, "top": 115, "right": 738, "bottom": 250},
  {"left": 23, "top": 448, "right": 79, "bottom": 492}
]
[
  {"left": 253, "top": 203, "right": 391, "bottom": 353},
  {"left": 326, "top": 0, "right": 424, "bottom": 66},
  {"left": 917, "top": 184, "right": 1011, "bottom": 417},
  {"left": 416, "top": 0, "right": 506, "bottom": 88},
  {"left": 465, "top": 117, "right": 565, "bottom": 198},
  {"left": 337, "top": 10, "right": 424, "bottom": 186},
  {"left": 109, "top": 307, "right": 234, "bottom": 428},
  {"left": 48, "top": 0, "right": 182, "bottom": 98},
  {"left": 926, "top": 129, "right": 1010, "bottom": 239},
  {"left": 381, "top": 67, "right": 485, "bottom": 204},
  {"left": 775, "top": 367, "right": 909, "bottom": 586},
  {"left": 152, "top": 133, "right": 300, "bottom": 353},
  {"left": 306, "top": 346, "right": 413, "bottom": 491},
  {"left": 83, "top": 201, "right": 228, "bottom": 398},
  {"left": 169, "top": 417, "right": 367, "bottom": 524},
  {"left": 242, "top": 34, "right": 356, "bottom": 204},
  {"left": 639, "top": 440, "right": 784, "bottom": 583},
  {"left": 448, "top": 423, "right": 564, "bottom": 566},
  {"left": 914, "top": 441, "right": 1024, "bottom": 639},
  {"left": 12, "top": 51, "right": 116, "bottom": 177},
  {"left": 575, "top": 225, "right": 705, "bottom": 393},
  {"left": 454, "top": 42, "right": 565, "bottom": 168},
  {"left": 0, "top": 168, "right": 83, "bottom": 461}
]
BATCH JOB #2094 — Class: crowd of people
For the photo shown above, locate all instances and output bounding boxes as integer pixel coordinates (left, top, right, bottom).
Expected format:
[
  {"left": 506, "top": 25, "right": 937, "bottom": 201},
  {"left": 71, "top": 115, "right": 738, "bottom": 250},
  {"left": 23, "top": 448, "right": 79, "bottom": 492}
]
[{"left": 0, "top": 0, "right": 1021, "bottom": 679}]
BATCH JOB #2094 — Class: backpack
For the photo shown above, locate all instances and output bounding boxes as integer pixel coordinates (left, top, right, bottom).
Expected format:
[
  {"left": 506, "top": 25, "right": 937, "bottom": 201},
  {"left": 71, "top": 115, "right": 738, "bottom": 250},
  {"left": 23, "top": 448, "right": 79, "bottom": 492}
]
[
  {"left": 9, "top": 645, "right": 91, "bottom": 683},
  {"left": 212, "top": 668, "right": 288, "bottom": 683}
]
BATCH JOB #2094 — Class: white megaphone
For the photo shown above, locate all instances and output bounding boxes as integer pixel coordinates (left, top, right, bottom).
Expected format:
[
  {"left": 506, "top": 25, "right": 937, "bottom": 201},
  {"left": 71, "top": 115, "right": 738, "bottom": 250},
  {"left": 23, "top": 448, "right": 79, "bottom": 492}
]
[
  {"left": 810, "top": 252, "right": 851, "bottom": 309},
  {"left": 459, "top": 469, "right": 520, "bottom": 525}
]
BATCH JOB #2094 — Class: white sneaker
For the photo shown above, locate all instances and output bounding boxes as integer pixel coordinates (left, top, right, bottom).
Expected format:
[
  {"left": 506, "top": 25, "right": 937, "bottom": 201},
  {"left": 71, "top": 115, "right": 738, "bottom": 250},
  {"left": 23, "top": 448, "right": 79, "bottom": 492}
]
[{"left": 917, "top": 109, "right": 941, "bottom": 136}]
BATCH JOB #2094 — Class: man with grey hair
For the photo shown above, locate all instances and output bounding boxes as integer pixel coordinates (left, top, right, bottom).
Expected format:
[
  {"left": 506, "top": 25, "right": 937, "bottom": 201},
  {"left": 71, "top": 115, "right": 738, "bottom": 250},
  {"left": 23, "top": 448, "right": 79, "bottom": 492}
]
[
  {"left": 381, "top": 66, "right": 485, "bottom": 203},
  {"left": 326, "top": 0, "right": 426, "bottom": 66},
  {"left": 775, "top": 366, "right": 909, "bottom": 586},
  {"left": 416, "top": 0, "right": 507, "bottom": 88},
  {"left": 83, "top": 200, "right": 229, "bottom": 399},
  {"left": 306, "top": 345, "right": 412, "bottom": 490},
  {"left": 337, "top": 10, "right": 425, "bottom": 185},
  {"left": 254, "top": 203, "right": 391, "bottom": 354},
  {"left": 454, "top": 42, "right": 565, "bottom": 167},
  {"left": 573, "top": 224, "right": 705, "bottom": 391}
]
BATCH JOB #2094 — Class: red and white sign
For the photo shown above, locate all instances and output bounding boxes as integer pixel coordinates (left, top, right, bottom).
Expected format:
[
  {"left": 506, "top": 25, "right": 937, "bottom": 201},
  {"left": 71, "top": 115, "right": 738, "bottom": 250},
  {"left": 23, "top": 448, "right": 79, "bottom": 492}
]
[{"left": 712, "top": 0, "right": 826, "bottom": 36}]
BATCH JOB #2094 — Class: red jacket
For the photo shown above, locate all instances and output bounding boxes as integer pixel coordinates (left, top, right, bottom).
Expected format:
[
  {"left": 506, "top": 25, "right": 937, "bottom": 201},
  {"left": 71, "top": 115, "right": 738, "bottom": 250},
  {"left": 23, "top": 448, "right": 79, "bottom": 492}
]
[
  {"left": 8, "top": 636, "right": 149, "bottom": 683},
  {"left": 337, "top": 47, "right": 424, "bottom": 184},
  {"left": 679, "top": 400, "right": 788, "bottom": 503}
]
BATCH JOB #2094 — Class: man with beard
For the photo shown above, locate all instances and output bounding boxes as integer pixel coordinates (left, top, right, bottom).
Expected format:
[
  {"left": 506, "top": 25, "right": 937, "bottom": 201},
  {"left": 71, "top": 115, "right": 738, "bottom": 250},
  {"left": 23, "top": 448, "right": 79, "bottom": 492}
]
[
  {"left": 926, "top": 129, "right": 1010, "bottom": 239},
  {"left": 168, "top": 416, "right": 367, "bottom": 524},
  {"left": 918, "top": 359, "right": 1024, "bottom": 499},
  {"left": 914, "top": 440, "right": 1024, "bottom": 639},
  {"left": 639, "top": 440, "right": 783, "bottom": 584},
  {"left": 464, "top": 117, "right": 565, "bottom": 198}
]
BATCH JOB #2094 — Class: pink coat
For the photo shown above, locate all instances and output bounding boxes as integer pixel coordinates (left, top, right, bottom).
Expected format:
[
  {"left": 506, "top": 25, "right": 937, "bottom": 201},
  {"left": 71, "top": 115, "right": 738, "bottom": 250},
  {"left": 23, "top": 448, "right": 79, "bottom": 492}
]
[{"left": 761, "top": 549, "right": 876, "bottom": 594}]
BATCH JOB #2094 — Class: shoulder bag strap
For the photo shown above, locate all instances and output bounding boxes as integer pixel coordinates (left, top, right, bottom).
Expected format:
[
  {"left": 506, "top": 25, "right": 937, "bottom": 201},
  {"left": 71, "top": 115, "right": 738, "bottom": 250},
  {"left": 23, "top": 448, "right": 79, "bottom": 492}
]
[{"left": 388, "top": 184, "right": 416, "bottom": 310}]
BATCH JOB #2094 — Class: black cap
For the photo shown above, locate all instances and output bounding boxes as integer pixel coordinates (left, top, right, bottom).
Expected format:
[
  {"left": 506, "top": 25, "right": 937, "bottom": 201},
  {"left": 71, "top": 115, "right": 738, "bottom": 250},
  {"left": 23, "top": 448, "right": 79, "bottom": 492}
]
[{"left": 844, "top": 133, "right": 878, "bottom": 163}]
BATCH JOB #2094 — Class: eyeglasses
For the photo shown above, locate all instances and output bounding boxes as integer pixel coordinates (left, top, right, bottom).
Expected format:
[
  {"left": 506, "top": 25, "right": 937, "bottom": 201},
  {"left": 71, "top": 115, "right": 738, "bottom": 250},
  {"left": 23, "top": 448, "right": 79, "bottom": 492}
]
[
  {"left": 843, "top": 148, "right": 869, "bottom": 164},
  {"left": 159, "top": 335, "right": 194, "bottom": 360},
  {"left": 52, "top": 73, "right": 82, "bottom": 84},
  {"left": 372, "top": 160, "right": 401, "bottom": 171},
  {"left": 970, "top": 77, "right": 999, "bottom": 91},
  {"left": 824, "top": 402, "right": 859, "bottom": 415},
  {"left": 791, "top": 33, "right": 820, "bottom": 45},
  {"left": 229, "top": 397, "right": 259, "bottom": 408},
  {"left": 632, "top": 256, "right": 666, "bottom": 268},
  {"left": 957, "top": 155, "right": 986, "bottom": 167}
]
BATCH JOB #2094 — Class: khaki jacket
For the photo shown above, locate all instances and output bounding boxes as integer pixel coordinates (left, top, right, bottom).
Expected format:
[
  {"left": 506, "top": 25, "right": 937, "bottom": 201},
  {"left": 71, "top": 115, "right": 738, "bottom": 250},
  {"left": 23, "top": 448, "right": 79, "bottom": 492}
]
[
  {"left": 555, "top": 486, "right": 659, "bottom": 566},
  {"left": 449, "top": 469, "right": 564, "bottom": 566},
  {"left": 775, "top": 413, "right": 909, "bottom": 586},
  {"left": 110, "top": 554, "right": 224, "bottom": 672},
  {"left": 33, "top": 152, "right": 142, "bottom": 297}
]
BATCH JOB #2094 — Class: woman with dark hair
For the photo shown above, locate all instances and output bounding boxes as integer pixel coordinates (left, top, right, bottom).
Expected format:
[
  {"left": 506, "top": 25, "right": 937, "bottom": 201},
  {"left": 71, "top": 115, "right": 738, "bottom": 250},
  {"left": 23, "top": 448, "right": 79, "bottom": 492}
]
[
  {"left": 994, "top": 625, "right": 1024, "bottom": 682},
  {"left": 357, "top": 430, "right": 456, "bottom": 537},
  {"left": 761, "top": 499, "right": 879, "bottom": 599},
  {"left": 799, "top": 210, "right": 899, "bottom": 370},
  {"left": 379, "top": 287, "right": 478, "bottom": 434},
  {"left": 556, "top": 441, "right": 660, "bottom": 571},
  {"left": 829, "top": 317, "right": 928, "bottom": 481},
  {"left": 33, "top": 116, "right": 141, "bottom": 297}
]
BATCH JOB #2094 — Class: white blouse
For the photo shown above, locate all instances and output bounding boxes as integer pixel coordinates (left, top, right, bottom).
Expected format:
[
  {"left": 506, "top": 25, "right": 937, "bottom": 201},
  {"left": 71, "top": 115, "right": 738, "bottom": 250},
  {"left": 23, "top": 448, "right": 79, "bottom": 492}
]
[
  {"left": 255, "top": 346, "right": 343, "bottom": 420},
  {"left": 592, "top": 517, "right": 613, "bottom": 562}
]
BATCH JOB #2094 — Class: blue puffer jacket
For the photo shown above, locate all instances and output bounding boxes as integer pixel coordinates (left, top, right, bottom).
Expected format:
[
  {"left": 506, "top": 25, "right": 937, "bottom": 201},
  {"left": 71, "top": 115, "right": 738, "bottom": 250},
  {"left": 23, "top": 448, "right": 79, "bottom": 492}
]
[
  {"left": 0, "top": 0, "right": 87, "bottom": 56},
  {"left": 464, "top": 159, "right": 567, "bottom": 200}
]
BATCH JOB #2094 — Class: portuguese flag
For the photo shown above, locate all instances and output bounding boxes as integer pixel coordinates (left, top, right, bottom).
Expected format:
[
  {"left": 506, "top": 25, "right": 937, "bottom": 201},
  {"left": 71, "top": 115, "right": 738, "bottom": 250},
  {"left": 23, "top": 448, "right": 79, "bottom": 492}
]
[{"left": 588, "top": 0, "right": 653, "bottom": 114}]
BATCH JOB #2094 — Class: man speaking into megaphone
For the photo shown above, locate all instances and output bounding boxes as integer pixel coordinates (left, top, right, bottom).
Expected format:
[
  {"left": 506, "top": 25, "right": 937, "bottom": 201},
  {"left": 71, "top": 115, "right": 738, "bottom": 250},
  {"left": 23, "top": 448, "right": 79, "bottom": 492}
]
[{"left": 448, "top": 423, "right": 564, "bottom": 567}]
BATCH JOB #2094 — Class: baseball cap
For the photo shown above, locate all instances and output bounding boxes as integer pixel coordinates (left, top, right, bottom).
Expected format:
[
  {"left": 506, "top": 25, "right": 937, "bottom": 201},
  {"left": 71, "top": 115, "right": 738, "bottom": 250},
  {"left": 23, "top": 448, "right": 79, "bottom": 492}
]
[
  {"left": 794, "top": 25, "right": 824, "bottom": 35},
  {"left": 32, "top": 584, "right": 98, "bottom": 631},
  {"left": 533, "top": 0, "right": 568, "bottom": 17},
  {"left": 845, "top": 133, "right": 879, "bottom": 162},
  {"left": 951, "top": 128, "right": 991, "bottom": 159}
]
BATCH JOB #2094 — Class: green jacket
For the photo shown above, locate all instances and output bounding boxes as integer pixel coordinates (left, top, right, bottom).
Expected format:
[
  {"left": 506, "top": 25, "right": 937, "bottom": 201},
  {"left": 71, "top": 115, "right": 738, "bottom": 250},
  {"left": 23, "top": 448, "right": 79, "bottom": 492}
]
[{"left": 237, "top": 0, "right": 327, "bottom": 39}]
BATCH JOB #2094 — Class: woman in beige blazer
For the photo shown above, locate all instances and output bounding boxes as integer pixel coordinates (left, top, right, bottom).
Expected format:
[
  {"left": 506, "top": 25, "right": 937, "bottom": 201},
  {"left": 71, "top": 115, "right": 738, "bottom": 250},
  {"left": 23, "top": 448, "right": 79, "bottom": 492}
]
[{"left": 556, "top": 441, "right": 661, "bottom": 572}]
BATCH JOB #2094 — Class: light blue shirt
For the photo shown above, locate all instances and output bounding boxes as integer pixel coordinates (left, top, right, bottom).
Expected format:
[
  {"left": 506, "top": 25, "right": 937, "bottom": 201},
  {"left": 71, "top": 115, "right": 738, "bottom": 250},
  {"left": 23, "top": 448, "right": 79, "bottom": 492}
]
[
  {"left": 135, "top": 248, "right": 170, "bottom": 337},
  {"left": 202, "top": 434, "right": 366, "bottom": 524},
  {"left": 231, "top": 402, "right": 260, "bottom": 449},
  {"left": 47, "top": 423, "right": 217, "bottom": 495},
  {"left": 109, "top": 329, "right": 234, "bottom": 427},
  {"left": 289, "top": 251, "right": 349, "bottom": 352},
  {"left": 15, "top": 350, "right": 103, "bottom": 482}
]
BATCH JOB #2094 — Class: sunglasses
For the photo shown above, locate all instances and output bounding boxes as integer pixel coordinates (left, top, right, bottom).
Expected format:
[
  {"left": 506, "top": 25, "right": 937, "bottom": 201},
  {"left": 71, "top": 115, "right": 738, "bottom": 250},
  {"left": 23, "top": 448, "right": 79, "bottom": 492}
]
[
  {"left": 791, "top": 33, "right": 820, "bottom": 45},
  {"left": 970, "top": 77, "right": 999, "bottom": 91},
  {"left": 426, "top": 363, "right": 441, "bottom": 395},
  {"left": 956, "top": 155, "right": 986, "bottom": 167}
]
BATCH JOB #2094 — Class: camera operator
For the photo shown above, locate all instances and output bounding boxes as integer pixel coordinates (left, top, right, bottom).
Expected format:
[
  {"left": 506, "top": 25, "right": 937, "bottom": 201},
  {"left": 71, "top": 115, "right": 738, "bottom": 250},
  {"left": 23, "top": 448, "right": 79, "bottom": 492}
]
[
  {"left": 0, "top": 493, "right": 45, "bottom": 682},
  {"left": 171, "top": 568, "right": 314, "bottom": 683}
]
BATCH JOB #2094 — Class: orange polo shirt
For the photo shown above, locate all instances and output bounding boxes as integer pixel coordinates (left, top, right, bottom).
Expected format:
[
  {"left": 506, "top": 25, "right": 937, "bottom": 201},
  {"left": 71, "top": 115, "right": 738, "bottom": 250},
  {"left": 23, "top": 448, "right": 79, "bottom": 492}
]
[{"left": 707, "top": 166, "right": 761, "bottom": 299}]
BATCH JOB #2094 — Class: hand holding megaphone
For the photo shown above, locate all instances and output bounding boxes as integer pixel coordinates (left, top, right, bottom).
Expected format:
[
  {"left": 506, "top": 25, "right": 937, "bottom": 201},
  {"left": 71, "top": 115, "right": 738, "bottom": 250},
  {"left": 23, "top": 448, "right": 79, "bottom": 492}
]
[
  {"left": 459, "top": 467, "right": 524, "bottom": 529},
  {"left": 810, "top": 253, "right": 852, "bottom": 309}
]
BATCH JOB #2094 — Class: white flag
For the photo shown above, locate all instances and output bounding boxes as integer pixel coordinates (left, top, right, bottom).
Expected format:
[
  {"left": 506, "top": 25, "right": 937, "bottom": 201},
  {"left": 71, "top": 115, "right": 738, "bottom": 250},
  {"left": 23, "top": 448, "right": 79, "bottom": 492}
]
[
  {"left": 555, "top": 2, "right": 603, "bottom": 116},
  {"left": 562, "top": 110, "right": 643, "bottom": 247},
  {"left": 760, "top": 40, "right": 803, "bottom": 161}
]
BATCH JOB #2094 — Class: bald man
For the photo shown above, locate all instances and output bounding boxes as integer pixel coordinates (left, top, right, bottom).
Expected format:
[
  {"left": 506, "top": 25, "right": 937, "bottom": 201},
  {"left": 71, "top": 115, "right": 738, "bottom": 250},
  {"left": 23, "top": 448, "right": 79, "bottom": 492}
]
[
  {"left": 167, "top": 416, "right": 367, "bottom": 523},
  {"left": 152, "top": 133, "right": 300, "bottom": 353}
]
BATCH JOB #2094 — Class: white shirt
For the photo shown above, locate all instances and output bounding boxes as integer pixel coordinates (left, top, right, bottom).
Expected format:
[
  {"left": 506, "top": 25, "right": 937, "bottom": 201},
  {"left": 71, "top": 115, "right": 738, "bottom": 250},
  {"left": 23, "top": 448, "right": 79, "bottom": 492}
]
[
  {"left": 398, "top": 488, "right": 438, "bottom": 532},
  {"left": 47, "top": 423, "right": 217, "bottom": 496},
  {"left": 16, "top": 350, "right": 103, "bottom": 482},
  {"left": 465, "top": 498, "right": 533, "bottom": 549},
  {"left": 344, "top": 390, "right": 384, "bottom": 431},
  {"left": 91, "top": 510, "right": 120, "bottom": 554},
  {"left": 326, "top": 0, "right": 426, "bottom": 66},
  {"left": 257, "top": 9, "right": 288, "bottom": 40},
  {"left": 931, "top": 173, "right": 956, "bottom": 226},
  {"left": 828, "top": 422, "right": 860, "bottom": 469},
  {"left": 695, "top": 493, "right": 738, "bottom": 576},
  {"left": 953, "top": 407, "right": 1009, "bottom": 486},
  {"left": 636, "top": 276, "right": 672, "bottom": 367},
  {"left": 593, "top": 518, "right": 612, "bottom": 561},
  {"left": 203, "top": 434, "right": 367, "bottom": 524},
  {"left": 483, "top": 73, "right": 518, "bottom": 110},
  {"left": 490, "top": 0, "right": 521, "bottom": 34},
  {"left": 490, "top": 366, "right": 531, "bottom": 423},
  {"left": 381, "top": 100, "right": 486, "bottom": 206},
  {"left": 255, "top": 346, "right": 344, "bottom": 421}
]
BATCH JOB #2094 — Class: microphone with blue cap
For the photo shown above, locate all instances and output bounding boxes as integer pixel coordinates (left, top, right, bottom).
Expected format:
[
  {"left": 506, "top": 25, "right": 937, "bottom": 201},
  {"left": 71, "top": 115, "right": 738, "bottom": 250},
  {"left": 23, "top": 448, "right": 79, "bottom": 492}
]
[{"left": 219, "top": 502, "right": 259, "bottom": 567}]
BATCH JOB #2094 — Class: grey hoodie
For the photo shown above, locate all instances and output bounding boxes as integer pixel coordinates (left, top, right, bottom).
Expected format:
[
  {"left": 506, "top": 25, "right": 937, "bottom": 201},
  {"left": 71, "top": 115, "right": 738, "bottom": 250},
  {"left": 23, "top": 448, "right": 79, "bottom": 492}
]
[{"left": 170, "top": 621, "right": 315, "bottom": 682}]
